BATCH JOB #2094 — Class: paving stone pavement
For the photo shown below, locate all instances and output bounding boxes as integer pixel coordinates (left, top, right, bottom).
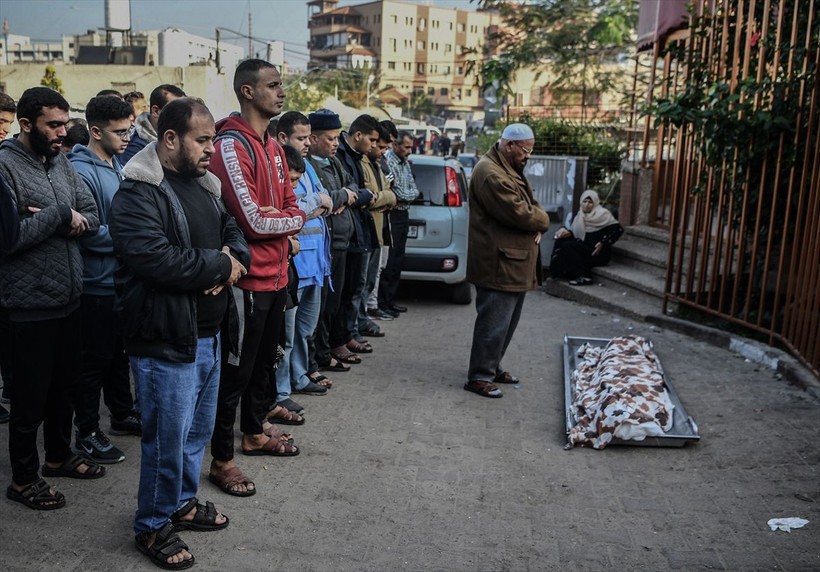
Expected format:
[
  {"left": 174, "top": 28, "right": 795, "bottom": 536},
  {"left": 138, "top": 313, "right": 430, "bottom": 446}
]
[{"left": 0, "top": 287, "right": 818, "bottom": 571}]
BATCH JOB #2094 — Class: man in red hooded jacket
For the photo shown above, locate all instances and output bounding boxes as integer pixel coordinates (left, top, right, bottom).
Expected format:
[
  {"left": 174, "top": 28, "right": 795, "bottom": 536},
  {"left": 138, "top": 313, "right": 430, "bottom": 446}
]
[{"left": 208, "top": 59, "right": 306, "bottom": 497}]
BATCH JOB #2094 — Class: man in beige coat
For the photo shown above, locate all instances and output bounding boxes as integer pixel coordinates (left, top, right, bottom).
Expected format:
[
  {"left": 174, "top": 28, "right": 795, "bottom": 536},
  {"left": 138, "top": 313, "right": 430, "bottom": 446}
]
[{"left": 465, "top": 124, "right": 550, "bottom": 398}]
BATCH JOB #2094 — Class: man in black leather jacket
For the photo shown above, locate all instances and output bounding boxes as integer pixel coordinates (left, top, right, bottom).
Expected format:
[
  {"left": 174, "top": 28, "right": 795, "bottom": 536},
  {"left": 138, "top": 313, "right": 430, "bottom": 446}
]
[{"left": 109, "top": 98, "right": 249, "bottom": 570}]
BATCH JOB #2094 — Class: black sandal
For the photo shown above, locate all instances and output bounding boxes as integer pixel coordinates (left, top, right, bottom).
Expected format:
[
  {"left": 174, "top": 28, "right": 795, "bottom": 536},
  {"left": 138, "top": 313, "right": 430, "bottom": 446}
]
[
  {"left": 171, "top": 498, "right": 229, "bottom": 532},
  {"left": 42, "top": 454, "right": 106, "bottom": 479},
  {"left": 6, "top": 478, "right": 65, "bottom": 510},
  {"left": 136, "top": 522, "right": 194, "bottom": 570}
]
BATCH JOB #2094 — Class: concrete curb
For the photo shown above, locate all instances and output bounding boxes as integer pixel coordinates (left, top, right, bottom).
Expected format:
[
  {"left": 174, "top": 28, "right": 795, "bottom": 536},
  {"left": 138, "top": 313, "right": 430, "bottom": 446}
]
[{"left": 646, "top": 314, "right": 820, "bottom": 401}]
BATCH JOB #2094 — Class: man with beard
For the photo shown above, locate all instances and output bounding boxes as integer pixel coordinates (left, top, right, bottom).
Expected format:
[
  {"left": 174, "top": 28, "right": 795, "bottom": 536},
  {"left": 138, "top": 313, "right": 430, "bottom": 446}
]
[
  {"left": 0, "top": 87, "right": 102, "bottom": 510},
  {"left": 68, "top": 96, "right": 141, "bottom": 465},
  {"left": 464, "top": 123, "right": 550, "bottom": 399},
  {"left": 110, "top": 98, "right": 249, "bottom": 569},
  {"left": 208, "top": 59, "right": 306, "bottom": 498}
]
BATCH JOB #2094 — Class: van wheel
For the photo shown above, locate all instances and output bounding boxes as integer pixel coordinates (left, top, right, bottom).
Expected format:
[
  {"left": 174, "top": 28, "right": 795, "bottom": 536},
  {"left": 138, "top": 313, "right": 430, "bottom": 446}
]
[{"left": 449, "top": 282, "right": 472, "bottom": 305}]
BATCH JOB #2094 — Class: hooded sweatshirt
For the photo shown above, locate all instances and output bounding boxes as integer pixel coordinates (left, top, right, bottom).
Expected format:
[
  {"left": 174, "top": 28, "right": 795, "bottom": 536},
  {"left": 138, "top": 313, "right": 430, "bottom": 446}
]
[
  {"left": 67, "top": 144, "right": 123, "bottom": 295},
  {"left": 210, "top": 114, "right": 306, "bottom": 292},
  {"left": 121, "top": 111, "right": 155, "bottom": 165},
  {"left": 0, "top": 137, "right": 100, "bottom": 319}
]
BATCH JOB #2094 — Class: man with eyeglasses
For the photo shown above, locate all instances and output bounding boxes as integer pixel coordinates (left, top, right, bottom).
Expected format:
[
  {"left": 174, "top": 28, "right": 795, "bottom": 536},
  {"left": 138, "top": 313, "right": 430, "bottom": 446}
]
[
  {"left": 67, "top": 95, "right": 142, "bottom": 464},
  {"left": 464, "top": 123, "right": 550, "bottom": 399}
]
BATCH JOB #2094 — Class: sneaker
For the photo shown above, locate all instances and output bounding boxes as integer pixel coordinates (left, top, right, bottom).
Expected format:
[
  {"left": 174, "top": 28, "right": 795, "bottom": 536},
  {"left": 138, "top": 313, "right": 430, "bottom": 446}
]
[
  {"left": 368, "top": 308, "right": 395, "bottom": 321},
  {"left": 276, "top": 397, "right": 305, "bottom": 416},
  {"left": 110, "top": 413, "right": 142, "bottom": 436},
  {"left": 293, "top": 381, "right": 328, "bottom": 396},
  {"left": 75, "top": 430, "right": 126, "bottom": 464},
  {"left": 389, "top": 304, "right": 408, "bottom": 313}
]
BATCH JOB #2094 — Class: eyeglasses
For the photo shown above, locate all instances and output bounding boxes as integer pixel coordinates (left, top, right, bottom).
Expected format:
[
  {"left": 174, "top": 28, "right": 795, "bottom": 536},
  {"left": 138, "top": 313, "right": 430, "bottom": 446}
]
[
  {"left": 513, "top": 141, "right": 534, "bottom": 155},
  {"left": 101, "top": 125, "right": 136, "bottom": 140}
]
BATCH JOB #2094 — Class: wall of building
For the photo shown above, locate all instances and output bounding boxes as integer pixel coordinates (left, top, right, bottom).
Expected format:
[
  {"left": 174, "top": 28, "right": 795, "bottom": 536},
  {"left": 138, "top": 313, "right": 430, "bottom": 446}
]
[{"left": 0, "top": 63, "right": 238, "bottom": 122}]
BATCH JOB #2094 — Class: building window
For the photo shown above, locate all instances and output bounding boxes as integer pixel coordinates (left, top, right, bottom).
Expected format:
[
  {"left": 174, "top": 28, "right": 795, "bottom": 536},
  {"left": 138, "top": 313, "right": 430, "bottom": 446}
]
[
  {"left": 440, "top": 87, "right": 448, "bottom": 96},
  {"left": 417, "top": 40, "right": 425, "bottom": 50},
  {"left": 391, "top": 38, "right": 396, "bottom": 51},
  {"left": 428, "top": 87, "right": 435, "bottom": 96},
  {"left": 443, "top": 65, "right": 450, "bottom": 75},
  {"left": 449, "top": 22, "right": 454, "bottom": 31},
  {"left": 392, "top": 15, "right": 397, "bottom": 23},
  {"left": 466, "top": 89, "right": 472, "bottom": 97},
  {"left": 456, "top": 88, "right": 462, "bottom": 100},
  {"left": 458, "top": 23, "right": 465, "bottom": 32},
  {"left": 457, "top": 66, "right": 463, "bottom": 75},
  {"left": 445, "top": 43, "right": 452, "bottom": 53},
  {"left": 417, "top": 63, "right": 424, "bottom": 74},
  {"left": 388, "top": 61, "right": 396, "bottom": 70},
  {"left": 418, "top": 18, "right": 426, "bottom": 31}
]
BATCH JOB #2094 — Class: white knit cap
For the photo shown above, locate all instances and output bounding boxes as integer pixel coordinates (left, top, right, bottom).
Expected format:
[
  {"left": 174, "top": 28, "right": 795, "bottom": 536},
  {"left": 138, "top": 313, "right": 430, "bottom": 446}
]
[{"left": 501, "top": 123, "right": 534, "bottom": 141}]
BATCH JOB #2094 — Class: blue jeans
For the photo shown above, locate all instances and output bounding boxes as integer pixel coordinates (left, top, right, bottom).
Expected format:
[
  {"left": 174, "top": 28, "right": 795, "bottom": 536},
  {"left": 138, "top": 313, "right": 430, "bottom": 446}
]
[
  {"left": 131, "top": 336, "right": 220, "bottom": 534},
  {"left": 468, "top": 287, "right": 526, "bottom": 382},
  {"left": 275, "top": 284, "right": 322, "bottom": 401}
]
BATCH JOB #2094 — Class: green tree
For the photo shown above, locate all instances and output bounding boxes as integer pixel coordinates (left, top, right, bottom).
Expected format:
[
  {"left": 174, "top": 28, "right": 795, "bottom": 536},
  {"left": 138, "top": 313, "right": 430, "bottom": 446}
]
[
  {"left": 282, "top": 70, "right": 333, "bottom": 113},
  {"left": 40, "top": 64, "right": 65, "bottom": 94},
  {"left": 475, "top": 0, "right": 637, "bottom": 118}
]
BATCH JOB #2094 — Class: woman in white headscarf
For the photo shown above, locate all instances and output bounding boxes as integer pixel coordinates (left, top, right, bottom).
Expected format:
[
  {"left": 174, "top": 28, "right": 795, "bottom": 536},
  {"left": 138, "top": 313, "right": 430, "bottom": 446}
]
[{"left": 549, "top": 190, "right": 623, "bottom": 285}]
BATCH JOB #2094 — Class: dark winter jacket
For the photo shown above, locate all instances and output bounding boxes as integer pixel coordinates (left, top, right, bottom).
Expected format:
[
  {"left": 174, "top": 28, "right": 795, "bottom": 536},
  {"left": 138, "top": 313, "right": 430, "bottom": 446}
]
[
  {"left": 67, "top": 144, "right": 123, "bottom": 295},
  {"left": 0, "top": 175, "right": 19, "bottom": 257},
  {"left": 335, "top": 133, "right": 376, "bottom": 252},
  {"left": 308, "top": 154, "right": 357, "bottom": 251},
  {"left": 110, "top": 142, "right": 250, "bottom": 363},
  {"left": 0, "top": 137, "right": 100, "bottom": 319}
]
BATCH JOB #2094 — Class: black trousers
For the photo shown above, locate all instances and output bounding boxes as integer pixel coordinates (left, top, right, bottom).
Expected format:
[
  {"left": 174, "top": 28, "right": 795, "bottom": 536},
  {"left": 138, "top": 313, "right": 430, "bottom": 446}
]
[
  {"left": 379, "top": 209, "right": 410, "bottom": 308},
  {"left": 314, "top": 248, "right": 347, "bottom": 364},
  {"left": 9, "top": 309, "right": 82, "bottom": 485},
  {"left": 211, "top": 288, "right": 287, "bottom": 462},
  {"left": 0, "top": 307, "right": 13, "bottom": 398},
  {"left": 73, "top": 294, "right": 134, "bottom": 436},
  {"left": 334, "top": 251, "right": 362, "bottom": 348}
]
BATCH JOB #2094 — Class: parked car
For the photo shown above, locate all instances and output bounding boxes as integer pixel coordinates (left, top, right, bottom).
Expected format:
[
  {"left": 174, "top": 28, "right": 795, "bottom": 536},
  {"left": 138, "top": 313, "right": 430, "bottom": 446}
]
[
  {"left": 401, "top": 155, "right": 472, "bottom": 304},
  {"left": 456, "top": 153, "right": 479, "bottom": 180}
]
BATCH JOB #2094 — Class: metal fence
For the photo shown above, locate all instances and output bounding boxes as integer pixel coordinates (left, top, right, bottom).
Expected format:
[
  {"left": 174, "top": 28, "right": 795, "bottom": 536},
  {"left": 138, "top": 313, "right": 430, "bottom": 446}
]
[{"left": 650, "top": 0, "right": 820, "bottom": 376}]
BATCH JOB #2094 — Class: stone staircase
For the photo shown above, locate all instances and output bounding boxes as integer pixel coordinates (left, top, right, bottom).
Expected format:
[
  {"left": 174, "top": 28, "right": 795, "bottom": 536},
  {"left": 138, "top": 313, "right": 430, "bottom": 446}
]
[{"left": 543, "top": 225, "right": 676, "bottom": 321}]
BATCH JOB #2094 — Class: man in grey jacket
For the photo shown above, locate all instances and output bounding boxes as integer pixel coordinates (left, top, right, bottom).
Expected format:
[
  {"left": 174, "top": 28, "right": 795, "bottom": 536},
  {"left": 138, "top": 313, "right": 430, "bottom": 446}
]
[{"left": 0, "top": 87, "right": 103, "bottom": 511}]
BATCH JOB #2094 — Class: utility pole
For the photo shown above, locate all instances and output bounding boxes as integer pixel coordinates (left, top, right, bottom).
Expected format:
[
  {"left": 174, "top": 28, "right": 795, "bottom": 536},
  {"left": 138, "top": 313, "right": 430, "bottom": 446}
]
[
  {"left": 248, "top": 12, "right": 252, "bottom": 58},
  {"left": 215, "top": 27, "right": 221, "bottom": 73},
  {"left": 3, "top": 18, "right": 9, "bottom": 65}
]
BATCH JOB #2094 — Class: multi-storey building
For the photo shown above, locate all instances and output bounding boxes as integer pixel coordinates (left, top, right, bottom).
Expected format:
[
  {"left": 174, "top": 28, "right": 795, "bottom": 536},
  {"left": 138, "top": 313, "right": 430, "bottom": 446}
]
[{"left": 307, "top": 0, "right": 499, "bottom": 115}]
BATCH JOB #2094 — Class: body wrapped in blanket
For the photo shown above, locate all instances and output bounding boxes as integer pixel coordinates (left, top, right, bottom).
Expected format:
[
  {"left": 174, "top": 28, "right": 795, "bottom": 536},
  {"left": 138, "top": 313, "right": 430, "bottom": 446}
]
[{"left": 569, "top": 335, "right": 674, "bottom": 449}]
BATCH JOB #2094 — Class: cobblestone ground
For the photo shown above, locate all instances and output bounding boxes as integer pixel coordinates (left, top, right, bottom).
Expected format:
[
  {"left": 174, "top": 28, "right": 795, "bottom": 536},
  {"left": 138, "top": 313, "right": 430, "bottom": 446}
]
[{"left": 1, "top": 288, "right": 818, "bottom": 571}]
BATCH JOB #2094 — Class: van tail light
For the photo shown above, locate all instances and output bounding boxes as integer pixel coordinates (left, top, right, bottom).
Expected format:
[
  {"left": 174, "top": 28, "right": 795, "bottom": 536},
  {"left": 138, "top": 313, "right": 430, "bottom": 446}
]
[{"left": 445, "top": 166, "right": 462, "bottom": 207}]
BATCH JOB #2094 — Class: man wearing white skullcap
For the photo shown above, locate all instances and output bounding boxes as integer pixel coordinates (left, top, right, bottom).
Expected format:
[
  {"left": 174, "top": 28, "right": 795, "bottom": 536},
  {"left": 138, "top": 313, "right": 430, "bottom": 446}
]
[{"left": 463, "top": 123, "right": 550, "bottom": 398}]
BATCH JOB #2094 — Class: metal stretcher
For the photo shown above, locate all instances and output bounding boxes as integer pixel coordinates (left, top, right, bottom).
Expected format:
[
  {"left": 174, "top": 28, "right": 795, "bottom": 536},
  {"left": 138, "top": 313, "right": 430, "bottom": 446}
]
[{"left": 563, "top": 335, "right": 700, "bottom": 448}]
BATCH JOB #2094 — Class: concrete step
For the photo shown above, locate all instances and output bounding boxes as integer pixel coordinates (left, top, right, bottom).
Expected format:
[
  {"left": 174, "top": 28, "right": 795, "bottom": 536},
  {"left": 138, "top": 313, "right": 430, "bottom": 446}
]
[
  {"left": 543, "top": 276, "right": 668, "bottom": 322},
  {"left": 612, "top": 234, "right": 670, "bottom": 272},
  {"left": 592, "top": 264, "right": 667, "bottom": 299},
  {"left": 624, "top": 224, "right": 671, "bottom": 244}
]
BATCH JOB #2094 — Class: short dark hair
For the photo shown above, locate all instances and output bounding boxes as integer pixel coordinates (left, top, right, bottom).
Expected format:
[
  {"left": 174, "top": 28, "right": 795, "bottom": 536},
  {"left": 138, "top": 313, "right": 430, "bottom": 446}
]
[
  {"left": 380, "top": 120, "right": 398, "bottom": 140},
  {"left": 16, "top": 87, "right": 69, "bottom": 123},
  {"left": 157, "top": 97, "right": 211, "bottom": 140},
  {"left": 64, "top": 122, "right": 90, "bottom": 147},
  {"left": 233, "top": 59, "right": 276, "bottom": 98},
  {"left": 277, "top": 111, "right": 309, "bottom": 138},
  {"left": 0, "top": 93, "right": 17, "bottom": 114},
  {"left": 349, "top": 114, "right": 380, "bottom": 138},
  {"left": 96, "top": 89, "right": 123, "bottom": 99},
  {"left": 149, "top": 84, "right": 186, "bottom": 111},
  {"left": 124, "top": 91, "right": 144, "bottom": 102},
  {"left": 283, "top": 144, "right": 305, "bottom": 174},
  {"left": 397, "top": 130, "right": 414, "bottom": 145},
  {"left": 85, "top": 96, "right": 134, "bottom": 129},
  {"left": 376, "top": 123, "right": 392, "bottom": 142}
]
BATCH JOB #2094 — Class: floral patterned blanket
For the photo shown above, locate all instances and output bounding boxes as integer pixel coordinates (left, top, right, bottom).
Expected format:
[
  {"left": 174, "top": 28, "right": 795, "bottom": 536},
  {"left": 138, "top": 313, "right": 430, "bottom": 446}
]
[{"left": 568, "top": 335, "right": 674, "bottom": 449}]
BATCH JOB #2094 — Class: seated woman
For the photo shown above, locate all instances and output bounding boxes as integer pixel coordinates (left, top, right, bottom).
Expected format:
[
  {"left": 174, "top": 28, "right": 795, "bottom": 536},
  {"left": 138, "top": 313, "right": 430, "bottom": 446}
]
[{"left": 550, "top": 190, "right": 623, "bottom": 285}]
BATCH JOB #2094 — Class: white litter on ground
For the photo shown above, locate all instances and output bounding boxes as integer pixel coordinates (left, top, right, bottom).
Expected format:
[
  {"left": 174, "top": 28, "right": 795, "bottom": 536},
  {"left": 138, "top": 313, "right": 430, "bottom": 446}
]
[{"left": 767, "top": 517, "right": 809, "bottom": 532}]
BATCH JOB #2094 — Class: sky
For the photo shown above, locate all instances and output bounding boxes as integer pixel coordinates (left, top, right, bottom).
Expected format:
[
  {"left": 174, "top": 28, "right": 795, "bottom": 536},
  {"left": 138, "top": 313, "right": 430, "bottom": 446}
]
[{"left": 0, "top": 0, "right": 476, "bottom": 69}]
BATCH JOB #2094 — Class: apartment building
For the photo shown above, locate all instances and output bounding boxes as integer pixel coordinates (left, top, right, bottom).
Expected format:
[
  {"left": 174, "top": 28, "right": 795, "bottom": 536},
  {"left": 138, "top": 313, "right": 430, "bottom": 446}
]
[{"left": 307, "top": 0, "right": 499, "bottom": 114}]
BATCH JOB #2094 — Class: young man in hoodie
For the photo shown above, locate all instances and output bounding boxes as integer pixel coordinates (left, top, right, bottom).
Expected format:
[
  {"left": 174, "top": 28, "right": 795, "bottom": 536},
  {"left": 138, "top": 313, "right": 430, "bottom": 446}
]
[
  {"left": 68, "top": 95, "right": 141, "bottom": 465},
  {"left": 121, "top": 84, "right": 185, "bottom": 165},
  {"left": 0, "top": 87, "right": 103, "bottom": 510},
  {"left": 208, "top": 59, "right": 306, "bottom": 498},
  {"left": 273, "top": 112, "right": 335, "bottom": 412}
]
